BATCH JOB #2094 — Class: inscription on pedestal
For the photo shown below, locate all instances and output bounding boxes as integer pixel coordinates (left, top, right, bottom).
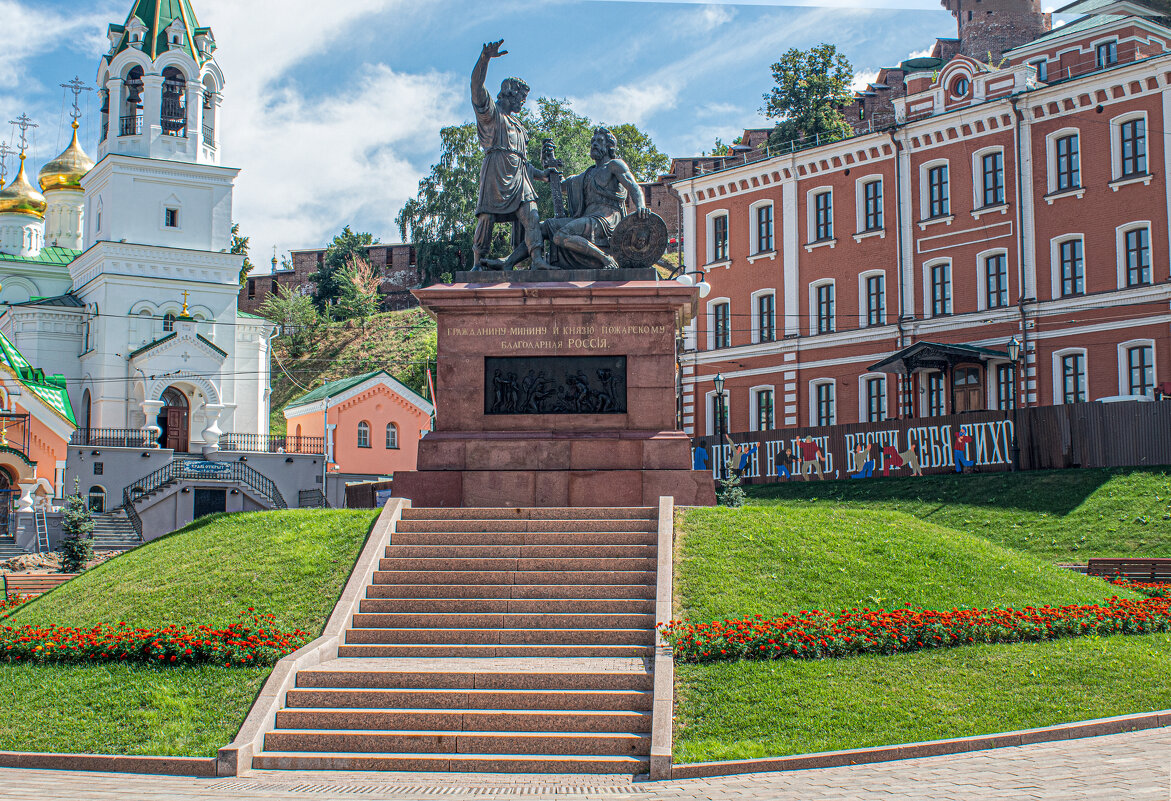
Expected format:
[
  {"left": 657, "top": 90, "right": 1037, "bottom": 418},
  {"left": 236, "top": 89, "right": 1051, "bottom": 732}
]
[
  {"left": 445, "top": 323, "right": 667, "bottom": 352},
  {"left": 485, "top": 356, "right": 627, "bottom": 415}
]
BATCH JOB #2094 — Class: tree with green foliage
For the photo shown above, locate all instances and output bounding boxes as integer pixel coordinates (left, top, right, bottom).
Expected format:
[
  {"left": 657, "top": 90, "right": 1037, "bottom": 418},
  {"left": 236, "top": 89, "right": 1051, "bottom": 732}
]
[
  {"left": 310, "top": 226, "right": 378, "bottom": 310},
  {"left": 763, "top": 43, "right": 855, "bottom": 151},
  {"left": 257, "top": 284, "right": 320, "bottom": 357},
  {"left": 397, "top": 98, "right": 668, "bottom": 284},
  {"left": 336, "top": 256, "right": 381, "bottom": 321},
  {"left": 231, "top": 223, "right": 255, "bottom": 286},
  {"left": 59, "top": 484, "right": 94, "bottom": 573}
]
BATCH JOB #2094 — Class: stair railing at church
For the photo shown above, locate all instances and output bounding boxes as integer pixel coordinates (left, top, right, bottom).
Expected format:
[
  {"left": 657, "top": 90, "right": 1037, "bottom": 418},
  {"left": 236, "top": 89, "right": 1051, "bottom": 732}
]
[
  {"left": 220, "top": 433, "right": 326, "bottom": 455},
  {"left": 71, "top": 429, "right": 152, "bottom": 448}
]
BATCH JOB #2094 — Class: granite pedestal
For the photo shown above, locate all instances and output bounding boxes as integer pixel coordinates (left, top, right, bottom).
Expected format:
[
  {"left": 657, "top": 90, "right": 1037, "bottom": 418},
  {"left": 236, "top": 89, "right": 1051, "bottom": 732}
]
[{"left": 392, "top": 275, "right": 716, "bottom": 508}]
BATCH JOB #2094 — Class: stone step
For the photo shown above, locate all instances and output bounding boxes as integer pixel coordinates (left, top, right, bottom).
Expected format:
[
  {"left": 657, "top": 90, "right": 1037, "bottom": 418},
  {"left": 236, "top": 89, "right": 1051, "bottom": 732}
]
[
  {"left": 293, "top": 670, "right": 654, "bottom": 692},
  {"left": 376, "top": 557, "right": 657, "bottom": 573},
  {"left": 344, "top": 628, "right": 655, "bottom": 646},
  {"left": 384, "top": 544, "right": 657, "bottom": 559},
  {"left": 401, "top": 507, "right": 656, "bottom": 521},
  {"left": 336, "top": 644, "right": 654, "bottom": 658},
  {"left": 395, "top": 519, "right": 655, "bottom": 534},
  {"left": 273, "top": 708, "right": 652, "bottom": 733},
  {"left": 283, "top": 688, "right": 654, "bottom": 711},
  {"left": 389, "top": 532, "right": 657, "bottom": 546},
  {"left": 371, "top": 570, "right": 656, "bottom": 586},
  {"left": 356, "top": 598, "right": 654, "bottom": 615},
  {"left": 351, "top": 612, "right": 656, "bottom": 630},
  {"left": 365, "top": 583, "right": 656, "bottom": 600},
  {"left": 250, "top": 751, "right": 649, "bottom": 774},
  {"left": 262, "top": 729, "right": 651, "bottom": 757}
]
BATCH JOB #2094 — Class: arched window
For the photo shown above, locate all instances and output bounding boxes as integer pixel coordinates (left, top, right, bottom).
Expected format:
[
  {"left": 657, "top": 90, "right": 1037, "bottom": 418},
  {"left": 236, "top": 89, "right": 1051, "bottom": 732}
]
[
  {"left": 161, "top": 67, "right": 187, "bottom": 137},
  {"left": 122, "top": 66, "right": 144, "bottom": 137},
  {"left": 81, "top": 389, "right": 91, "bottom": 432},
  {"left": 88, "top": 486, "right": 106, "bottom": 514},
  {"left": 201, "top": 76, "right": 217, "bottom": 149},
  {"left": 163, "top": 313, "right": 176, "bottom": 332},
  {"left": 385, "top": 423, "right": 399, "bottom": 449},
  {"left": 357, "top": 421, "right": 371, "bottom": 448}
]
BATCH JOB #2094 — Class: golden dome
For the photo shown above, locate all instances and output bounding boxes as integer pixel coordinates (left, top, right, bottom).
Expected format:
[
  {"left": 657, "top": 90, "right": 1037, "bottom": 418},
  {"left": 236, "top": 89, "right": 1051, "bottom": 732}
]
[
  {"left": 38, "top": 123, "right": 94, "bottom": 193},
  {"left": 0, "top": 156, "right": 47, "bottom": 218}
]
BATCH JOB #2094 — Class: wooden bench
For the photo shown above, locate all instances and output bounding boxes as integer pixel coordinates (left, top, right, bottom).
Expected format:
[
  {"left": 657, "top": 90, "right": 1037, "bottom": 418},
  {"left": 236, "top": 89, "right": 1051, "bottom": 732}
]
[
  {"left": 1086, "top": 558, "right": 1171, "bottom": 582},
  {"left": 3, "top": 573, "right": 78, "bottom": 597}
]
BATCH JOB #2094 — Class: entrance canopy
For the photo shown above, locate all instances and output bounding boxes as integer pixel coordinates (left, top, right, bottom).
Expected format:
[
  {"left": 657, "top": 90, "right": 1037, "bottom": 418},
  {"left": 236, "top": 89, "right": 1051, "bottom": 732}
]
[{"left": 867, "top": 341, "right": 1010, "bottom": 375}]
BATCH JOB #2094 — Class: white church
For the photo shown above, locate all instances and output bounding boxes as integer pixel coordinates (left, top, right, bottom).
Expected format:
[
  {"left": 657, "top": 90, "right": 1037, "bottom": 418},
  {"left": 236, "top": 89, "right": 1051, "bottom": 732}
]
[{"left": 0, "top": 0, "right": 330, "bottom": 551}]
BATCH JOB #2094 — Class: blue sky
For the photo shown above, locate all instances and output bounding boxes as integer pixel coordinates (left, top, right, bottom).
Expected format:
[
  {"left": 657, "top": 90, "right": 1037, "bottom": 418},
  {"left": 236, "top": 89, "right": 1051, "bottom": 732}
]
[{"left": 9, "top": 0, "right": 976, "bottom": 269}]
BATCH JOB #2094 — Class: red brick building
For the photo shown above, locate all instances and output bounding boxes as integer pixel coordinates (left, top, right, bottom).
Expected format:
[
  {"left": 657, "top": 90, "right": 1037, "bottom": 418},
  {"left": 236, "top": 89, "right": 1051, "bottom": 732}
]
[
  {"left": 677, "top": 0, "right": 1171, "bottom": 438},
  {"left": 238, "top": 243, "right": 419, "bottom": 315}
]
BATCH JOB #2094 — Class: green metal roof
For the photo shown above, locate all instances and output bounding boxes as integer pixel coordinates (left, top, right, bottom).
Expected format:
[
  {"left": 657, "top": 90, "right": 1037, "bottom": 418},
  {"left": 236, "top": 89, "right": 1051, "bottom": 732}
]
[
  {"left": 0, "top": 246, "right": 81, "bottom": 268},
  {"left": 128, "top": 332, "right": 177, "bottom": 360},
  {"left": 288, "top": 370, "right": 385, "bottom": 408},
  {"left": 237, "top": 310, "right": 266, "bottom": 320},
  {"left": 1025, "top": 14, "right": 1126, "bottom": 45},
  {"left": 110, "top": 0, "right": 213, "bottom": 64},
  {"left": 0, "top": 330, "right": 75, "bottom": 424}
]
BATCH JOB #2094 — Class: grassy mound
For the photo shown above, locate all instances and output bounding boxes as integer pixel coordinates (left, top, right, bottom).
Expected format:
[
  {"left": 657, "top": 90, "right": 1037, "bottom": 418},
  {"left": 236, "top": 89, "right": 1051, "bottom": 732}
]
[
  {"left": 745, "top": 467, "right": 1171, "bottom": 563},
  {"left": 677, "top": 506, "right": 1134, "bottom": 625},
  {"left": 1, "top": 509, "right": 378, "bottom": 757}
]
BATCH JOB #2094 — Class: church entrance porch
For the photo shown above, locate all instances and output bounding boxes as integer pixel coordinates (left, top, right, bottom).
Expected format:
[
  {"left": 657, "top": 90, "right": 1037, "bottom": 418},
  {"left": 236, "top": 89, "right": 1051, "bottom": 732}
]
[{"left": 158, "top": 386, "right": 190, "bottom": 453}]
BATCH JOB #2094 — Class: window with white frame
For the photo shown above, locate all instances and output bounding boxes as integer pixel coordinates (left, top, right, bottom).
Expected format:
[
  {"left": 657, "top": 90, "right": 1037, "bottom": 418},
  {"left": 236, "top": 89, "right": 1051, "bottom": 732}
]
[
  {"left": 1123, "top": 225, "right": 1152, "bottom": 287},
  {"left": 813, "top": 282, "right": 835, "bottom": 334},
  {"left": 711, "top": 213, "right": 729, "bottom": 262},
  {"left": 861, "top": 178, "right": 882, "bottom": 231},
  {"left": 865, "top": 376, "right": 886, "bottom": 422},
  {"left": 755, "top": 292, "right": 776, "bottom": 343},
  {"left": 863, "top": 272, "right": 885, "bottom": 327},
  {"left": 810, "top": 189, "right": 833, "bottom": 241},
  {"left": 1058, "top": 351, "right": 1087, "bottom": 403},
  {"left": 712, "top": 301, "right": 730, "bottom": 349},
  {"left": 980, "top": 150, "right": 1005, "bottom": 207},
  {"left": 926, "top": 371, "right": 946, "bottom": 416},
  {"left": 927, "top": 163, "right": 950, "bottom": 218},
  {"left": 1030, "top": 58, "right": 1048, "bottom": 82},
  {"left": 385, "top": 423, "right": 399, "bottom": 449},
  {"left": 930, "top": 262, "right": 952, "bottom": 316},
  {"left": 1058, "top": 237, "right": 1085, "bottom": 297},
  {"left": 754, "top": 203, "right": 774, "bottom": 253},
  {"left": 812, "top": 381, "right": 836, "bottom": 426},
  {"left": 984, "top": 252, "right": 1009, "bottom": 309},
  {"left": 1118, "top": 117, "right": 1147, "bottom": 177},
  {"left": 753, "top": 388, "right": 775, "bottom": 431},
  {"left": 1096, "top": 39, "right": 1118, "bottom": 68},
  {"left": 1125, "top": 342, "right": 1155, "bottom": 396},
  {"left": 357, "top": 420, "right": 371, "bottom": 448},
  {"left": 995, "top": 363, "right": 1014, "bottom": 411},
  {"left": 708, "top": 391, "right": 729, "bottom": 436},
  {"left": 1053, "top": 132, "right": 1081, "bottom": 192}
]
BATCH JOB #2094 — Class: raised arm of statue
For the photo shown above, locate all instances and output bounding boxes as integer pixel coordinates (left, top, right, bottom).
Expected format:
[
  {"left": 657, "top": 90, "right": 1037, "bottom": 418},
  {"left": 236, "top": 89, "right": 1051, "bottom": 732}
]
[{"left": 472, "top": 39, "right": 507, "bottom": 111}]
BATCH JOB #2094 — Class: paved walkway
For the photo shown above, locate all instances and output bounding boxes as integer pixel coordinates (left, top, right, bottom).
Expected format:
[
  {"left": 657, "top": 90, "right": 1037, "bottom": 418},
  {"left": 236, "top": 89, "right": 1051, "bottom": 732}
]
[{"left": 1, "top": 727, "right": 1169, "bottom": 800}]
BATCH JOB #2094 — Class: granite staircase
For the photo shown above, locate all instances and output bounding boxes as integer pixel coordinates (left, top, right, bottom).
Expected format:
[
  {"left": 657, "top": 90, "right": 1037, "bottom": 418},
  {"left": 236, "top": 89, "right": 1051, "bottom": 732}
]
[
  {"left": 91, "top": 511, "right": 141, "bottom": 552},
  {"left": 0, "top": 534, "right": 26, "bottom": 559},
  {"left": 253, "top": 506, "right": 661, "bottom": 774}
]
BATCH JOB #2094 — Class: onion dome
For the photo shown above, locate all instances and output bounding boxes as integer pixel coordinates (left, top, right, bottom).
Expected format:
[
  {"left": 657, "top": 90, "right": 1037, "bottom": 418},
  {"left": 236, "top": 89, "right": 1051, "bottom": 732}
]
[
  {"left": 0, "top": 156, "right": 47, "bottom": 217},
  {"left": 38, "top": 123, "right": 94, "bottom": 193}
]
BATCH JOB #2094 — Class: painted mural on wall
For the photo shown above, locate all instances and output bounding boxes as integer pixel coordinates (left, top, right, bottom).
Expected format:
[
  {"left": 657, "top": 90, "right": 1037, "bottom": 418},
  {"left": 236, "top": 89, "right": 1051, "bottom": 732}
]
[{"left": 692, "top": 411, "right": 1016, "bottom": 482}]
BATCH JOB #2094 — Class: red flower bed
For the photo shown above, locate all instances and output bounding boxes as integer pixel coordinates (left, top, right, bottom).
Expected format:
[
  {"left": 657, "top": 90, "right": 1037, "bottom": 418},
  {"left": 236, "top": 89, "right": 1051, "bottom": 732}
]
[
  {"left": 0, "top": 610, "right": 309, "bottom": 667},
  {"left": 661, "top": 596, "right": 1171, "bottom": 663},
  {"left": 1106, "top": 577, "right": 1171, "bottom": 599},
  {"left": 1, "top": 593, "right": 34, "bottom": 618}
]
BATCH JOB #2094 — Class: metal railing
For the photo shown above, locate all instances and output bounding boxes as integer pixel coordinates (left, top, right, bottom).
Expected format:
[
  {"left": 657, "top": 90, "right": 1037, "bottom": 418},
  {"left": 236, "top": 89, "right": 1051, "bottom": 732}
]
[
  {"left": 121, "top": 457, "right": 289, "bottom": 538},
  {"left": 202, "top": 124, "right": 215, "bottom": 148},
  {"left": 119, "top": 114, "right": 143, "bottom": 137},
  {"left": 219, "top": 433, "right": 325, "bottom": 455},
  {"left": 71, "top": 429, "right": 152, "bottom": 448}
]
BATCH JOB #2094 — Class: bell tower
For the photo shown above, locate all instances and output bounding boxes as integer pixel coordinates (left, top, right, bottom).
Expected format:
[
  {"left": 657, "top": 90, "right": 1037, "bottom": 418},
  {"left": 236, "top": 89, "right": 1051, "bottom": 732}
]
[{"left": 941, "top": 0, "right": 1051, "bottom": 63}]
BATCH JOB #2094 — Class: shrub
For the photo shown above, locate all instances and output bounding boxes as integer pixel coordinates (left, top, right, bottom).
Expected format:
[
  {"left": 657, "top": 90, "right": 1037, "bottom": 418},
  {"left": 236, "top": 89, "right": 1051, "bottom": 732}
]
[
  {"left": 717, "top": 472, "right": 746, "bottom": 508},
  {"left": 58, "top": 490, "right": 94, "bottom": 573}
]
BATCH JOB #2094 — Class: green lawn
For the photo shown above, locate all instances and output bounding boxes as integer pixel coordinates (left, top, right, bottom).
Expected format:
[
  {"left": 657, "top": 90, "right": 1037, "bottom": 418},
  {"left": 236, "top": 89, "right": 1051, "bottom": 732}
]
[
  {"left": 2, "top": 509, "right": 377, "bottom": 756},
  {"left": 676, "top": 633, "right": 1171, "bottom": 763},
  {"left": 745, "top": 467, "right": 1171, "bottom": 563}
]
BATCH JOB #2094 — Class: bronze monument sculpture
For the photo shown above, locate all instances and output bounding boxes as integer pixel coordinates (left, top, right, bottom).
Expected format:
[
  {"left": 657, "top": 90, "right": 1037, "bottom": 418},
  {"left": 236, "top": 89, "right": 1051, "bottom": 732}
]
[{"left": 470, "top": 39, "right": 667, "bottom": 272}]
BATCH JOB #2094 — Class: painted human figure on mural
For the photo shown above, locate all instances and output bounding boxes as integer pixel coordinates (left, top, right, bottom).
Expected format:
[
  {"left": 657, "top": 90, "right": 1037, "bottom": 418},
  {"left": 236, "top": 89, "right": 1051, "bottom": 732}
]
[
  {"left": 732, "top": 442, "right": 758, "bottom": 478},
  {"left": 776, "top": 446, "right": 796, "bottom": 480},
  {"left": 693, "top": 444, "right": 709, "bottom": 472},
  {"left": 850, "top": 443, "right": 875, "bottom": 479},
  {"left": 798, "top": 435, "right": 826, "bottom": 481},
  {"left": 953, "top": 429, "right": 975, "bottom": 473},
  {"left": 900, "top": 443, "right": 924, "bottom": 477},
  {"left": 881, "top": 445, "right": 904, "bottom": 477}
]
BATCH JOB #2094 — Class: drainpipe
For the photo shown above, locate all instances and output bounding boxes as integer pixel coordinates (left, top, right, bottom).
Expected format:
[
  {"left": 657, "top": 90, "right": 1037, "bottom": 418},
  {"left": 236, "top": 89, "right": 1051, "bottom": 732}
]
[
  {"left": 322, "top": 397, "right": 330, "bottom": 506},
  {"left": 889, "top": 129, "right": 910, "bottom": 416},
  {"left": 1011, "top": 96, "right": 1031, "bottom": 409}
]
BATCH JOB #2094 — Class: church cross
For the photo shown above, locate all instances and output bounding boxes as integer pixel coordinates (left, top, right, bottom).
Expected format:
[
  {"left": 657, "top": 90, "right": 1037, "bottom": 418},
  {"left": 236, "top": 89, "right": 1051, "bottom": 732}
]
[
  {"left": 181, "top": 290, "right": 190, "bottom": 316},
  {"left": 8, "top": 114, "right": 38, "bottom": 157},
  {"left": 60, "top": 77, "right": 93, "bottom": 126},
  {"left": 0, "top": 141, "right": 16, "bottom": 187}
]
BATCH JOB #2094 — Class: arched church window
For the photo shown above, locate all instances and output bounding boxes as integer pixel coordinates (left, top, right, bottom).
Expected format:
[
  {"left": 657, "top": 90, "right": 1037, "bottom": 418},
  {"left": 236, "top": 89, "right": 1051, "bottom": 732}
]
[
  {"left": 161, "top": 67, "right": 187, "bottom": 138},
  {"left": 88, "top": 486, "right": 106, "bottom": 513},
  {"left": 164, "top": 313, "right": 176, "bottom": 333},
  {"left": 357, "top": 421, "right": 371, "bottom": 449},
  {"left": 161, "top": 386, "right": 188, "bottom": 408},
  {"left": 122, "top": 66, "right": 144, "bottom": 137},
  {"left": 201, "top": 77, "right": 218, "bottom": 149},
  {"left": 385, "top": 423, "right": 399, "bottom": 449}
]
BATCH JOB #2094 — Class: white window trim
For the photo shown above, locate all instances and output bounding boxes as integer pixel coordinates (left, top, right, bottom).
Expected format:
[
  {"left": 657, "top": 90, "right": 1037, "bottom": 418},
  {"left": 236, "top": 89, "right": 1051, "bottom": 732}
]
[
  {"left": 1092, "top": 36, "right": 1119, "bottom": 68},
  {"left": 854, "top": 175, "right": 884, "bottom": 236},
  {"left": 1117, "top": 338, "right": 1156, "bottom": 397},
  {"left": 809, "top": 378, "right": 836, "bottom": 427},
  {"left": 1115, "top": 220, "right": 1153, "bottom": 289},
  {"left": 703, "top": 389, "right": 728, "bottom": 438},
  {"left": 920, "top": 370, "right": 947, "bottom": 417},
  {"left": 160, "top": 195, "right": 183, "bottom": 232},
  {"left": 858, "top": 270, "right": 886, "bottom": 328},
  {"left": 705, "top": 296, "right": 731, "bottom": 351},
  {"left": 749, "top": 384, "right": 777, "bottom": 431},
  {"left": 1045, "top": 126, "right": 1081, "bottom": 196},
  {"left": 385, "top": 422, "right": 399, "bottom": 449},
  {"left": 749, "top": 289, "right": 776, "bottom": 344},
  {"left": 971, "top": 145, "right": 1006, "bottom": 210},
  {"left": 1052, "top": 347, "right": 1089, "bottom": 405},
  {"left": 809, "top": 279, "right": 835, "bottom": 336},
  {"left": 976, "top": 247, "right": 1011, "bottom": 311},
  {"left": 919, "top": 157, "right": 950, "bottom": 222},
  {"left": 807, "top": 187, "right": 834, "bottom": 244},
  {"left": 1109, "top": 109, "right": 1149, "bottom": 182},
  {"left": 704, "top": 208, "right": 731, "bottom": 266},
  {"left": 858, "top": 373, "right": 888, "bottom": 423},
  {"left": 748, "top": 199, "right": 775, "bottom": 256},
  {"left": 1050, "top": 234, "right": 1086, "bottom": 300},
  {"left": 922, "top": 257, "right": 952, "bottom": 318},
  {"left": 1029, "top": 57, "right": 1049, "bottom": 83},
  {"left": 986, "top": 359, "right": 1011, "bottom": 411}
]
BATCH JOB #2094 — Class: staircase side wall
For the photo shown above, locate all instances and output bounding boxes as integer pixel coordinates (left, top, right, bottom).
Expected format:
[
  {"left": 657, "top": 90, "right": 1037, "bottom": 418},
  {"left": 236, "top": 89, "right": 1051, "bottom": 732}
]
[
  {"left": 13, "top": 511, "right": 64, "bottom": 553},
  {"left": 135, "top": 481, "right": 273, "bottom": 541}
]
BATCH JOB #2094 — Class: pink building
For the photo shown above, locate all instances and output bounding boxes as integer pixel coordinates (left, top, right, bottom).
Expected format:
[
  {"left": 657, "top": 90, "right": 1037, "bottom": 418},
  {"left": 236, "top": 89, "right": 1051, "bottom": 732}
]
[{"left": 283, "top": 371, "right": 433, "bottom": 477}]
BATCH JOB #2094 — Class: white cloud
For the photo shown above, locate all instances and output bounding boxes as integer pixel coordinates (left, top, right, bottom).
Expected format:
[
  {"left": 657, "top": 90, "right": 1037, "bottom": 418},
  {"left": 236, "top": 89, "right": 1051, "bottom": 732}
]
[
  {"left": 568, "top": 82, "right": 679, "bottom": 127},
  {"left": 697, "top": 4, "right": 736, "bottom": 27},
  {"left": 852, "top": 69, "right": 880, "bottom": 91}
]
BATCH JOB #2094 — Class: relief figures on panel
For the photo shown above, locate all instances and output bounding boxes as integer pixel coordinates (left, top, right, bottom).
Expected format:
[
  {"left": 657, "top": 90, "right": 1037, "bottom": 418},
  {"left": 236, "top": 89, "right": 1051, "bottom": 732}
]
[{"left": 486, "top": 356, "right": 627, "bottom": 415}]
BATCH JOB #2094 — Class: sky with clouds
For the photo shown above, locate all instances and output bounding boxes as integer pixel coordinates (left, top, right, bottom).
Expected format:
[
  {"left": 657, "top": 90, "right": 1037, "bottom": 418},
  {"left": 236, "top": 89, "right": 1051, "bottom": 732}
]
[{"left": 9, "top": 0, "right": 983, "bottom": 270}]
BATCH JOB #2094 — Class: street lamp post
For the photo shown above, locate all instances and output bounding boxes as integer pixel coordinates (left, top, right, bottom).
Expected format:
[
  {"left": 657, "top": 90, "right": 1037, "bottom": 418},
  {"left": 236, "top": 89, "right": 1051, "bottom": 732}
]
[
  {"left": 713, "top": 372, "right": 727, "bottom": 480},
  {"left": 1006, "top": 336, "right": 1022, "bottom": 472}
]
